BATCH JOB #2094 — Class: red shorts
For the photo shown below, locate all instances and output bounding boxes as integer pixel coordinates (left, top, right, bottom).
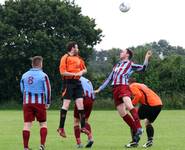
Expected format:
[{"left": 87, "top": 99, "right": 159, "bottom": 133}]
[
  {"left": 23, "top": 104, "right": 46, "bottom": 122},
  {"left": 74, "top": 97, "right": 94, "bottom": 119},
  {"left": 112, "top": 85, "right": 131, "bottom": 107}
]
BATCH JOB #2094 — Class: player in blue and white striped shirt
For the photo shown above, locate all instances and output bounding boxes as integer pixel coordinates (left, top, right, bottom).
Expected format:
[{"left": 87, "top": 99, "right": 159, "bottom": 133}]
[
  {"left": 73, "top": 76, "right": 95, "bottom": 148},
  {"left": 20, "top": 56, "right": 51, "bottom": 150}
]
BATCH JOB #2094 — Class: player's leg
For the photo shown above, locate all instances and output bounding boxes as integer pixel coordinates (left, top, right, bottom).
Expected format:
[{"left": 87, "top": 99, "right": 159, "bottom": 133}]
[
  {"left": 75, "top": 81, "right": 89, "bottom": 134},
  {"left": 74, "top": 104, "right": 83, "bottom": 148},
  {"left": 143, "top": 105, "right": 162, "bottom": 148},
  {"left": 58, "top": 80, "right": 73, "bottom": 137},
  {"left": 57, "top": 99, "right": 71, "bottom": 137},
  {"left": 35, "top": 104, "right": 48, "bottom": 150},
  {"left": 116, "top": 103, "right": 138, "bottom": 148},
  {"left": 85, "top": 119, "right": 94, "bottom": 148},
  {"left": 75, "top": 98, "right": 89, "bottom": 135},
  {"left": 142, "top": 119, "right": 154, "bottom": 148},
  {"left": 117, "top": 103, "right": 138, "bottom": 133},
  {"left": 39, "top": 122, "right": 47, "bottom": 150},
  {"left": 123, "top": 96, "right": 142, "bottom": 130},
  {"left": 23, "top": 104, "right": 34, "bottom": 150},
  {"left": 84, "top": 99, "right": 94, "bottom": 148},
  {"left": 23, "top": 122, "right": 33, "bottom": 150}
]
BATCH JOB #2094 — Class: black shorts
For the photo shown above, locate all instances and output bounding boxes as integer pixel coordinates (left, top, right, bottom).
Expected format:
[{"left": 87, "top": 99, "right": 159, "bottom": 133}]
[
  {"left": 138, "top": 105, "right": 162, "bottom": 123},
  {"left": 62, "top": 79, "right": 83, "bottom": 100}
]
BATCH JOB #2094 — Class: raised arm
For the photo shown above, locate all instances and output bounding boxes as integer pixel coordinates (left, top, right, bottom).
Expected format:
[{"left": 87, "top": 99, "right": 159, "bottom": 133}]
[{"left": 131, "top": 50, "right": 152, "bottom": 72}]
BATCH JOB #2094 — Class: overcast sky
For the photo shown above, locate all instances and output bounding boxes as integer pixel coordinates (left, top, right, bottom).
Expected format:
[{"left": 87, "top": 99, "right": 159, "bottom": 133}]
[{"left": 1, "top": 0, "right": 185, "bottom": 50}]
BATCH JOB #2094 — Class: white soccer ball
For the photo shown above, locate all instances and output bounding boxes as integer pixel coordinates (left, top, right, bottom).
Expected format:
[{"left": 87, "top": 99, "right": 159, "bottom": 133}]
[{"left": 119, "top": 1, "right": 130, "bottom": 13}]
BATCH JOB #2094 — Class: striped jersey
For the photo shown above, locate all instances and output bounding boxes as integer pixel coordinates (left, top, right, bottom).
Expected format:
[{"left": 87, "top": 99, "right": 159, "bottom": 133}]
[
  {"left": 80, "top": 76, "right": 95, "bottom": 100},
  {"left": 99, "top": 60, "right": 148, "bottom": 91},
  {"left": 20, "top": 68, "right": 51, "bottom": 105}
]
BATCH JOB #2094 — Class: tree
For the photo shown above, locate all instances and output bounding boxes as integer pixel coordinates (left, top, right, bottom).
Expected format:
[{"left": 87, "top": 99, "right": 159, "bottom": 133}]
[{"left": 0, "top": 0, "right": 102, "bottom": 102}]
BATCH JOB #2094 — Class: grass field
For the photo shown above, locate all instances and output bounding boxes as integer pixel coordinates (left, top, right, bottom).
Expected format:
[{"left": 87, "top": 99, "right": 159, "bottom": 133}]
[{"left": 0, "top": 110, "right": 185, "bottom": 150}]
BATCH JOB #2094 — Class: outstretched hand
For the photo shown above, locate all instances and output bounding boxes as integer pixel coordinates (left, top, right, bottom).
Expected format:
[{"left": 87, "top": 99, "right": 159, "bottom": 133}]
[
  {"left": 145, "top": 50, "right": 152, "bottom": 59},
  {"left": 94, "top": 89, "right": 100, "bottom": 94}
]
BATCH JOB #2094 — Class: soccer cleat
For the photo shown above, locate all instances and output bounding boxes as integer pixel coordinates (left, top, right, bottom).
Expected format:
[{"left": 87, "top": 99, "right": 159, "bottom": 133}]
[
  {"left": 57, "top": 128, "right": 67, "bottom": 138},
  {"left": 85, "top": 140, "right": 94, "bottom": 148},
  {"left": 39, "top": 145, "right": 45, "bottom": 150},
  {"left": 76, "top": 143, "right": 83, "bottom": 148},
  {"left": 125, "top": 141, "right": 138, "bottom": 148},
  {"left": 24, "top": 148, "right": 32, "bottom": 150},
  {"left": 81, "top": 127, "right": 90, "bottom": 135},
  {"left": 143, "top": 140, "right": 153, "bottom": 148}
]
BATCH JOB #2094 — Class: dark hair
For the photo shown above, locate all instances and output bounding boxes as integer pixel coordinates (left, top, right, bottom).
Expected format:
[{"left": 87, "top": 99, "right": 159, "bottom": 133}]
[
  {"left": 66, "top": 41, "right": 77, "bottom": 52},
  {"left": 126, "top": 49, "right": 133, "bottom": 60},
  {"left": 31, "top": 56, "right": 43, "bottom": 67},
  {"left": 128, "top": 78, "right": 137, "bottom": 84}
]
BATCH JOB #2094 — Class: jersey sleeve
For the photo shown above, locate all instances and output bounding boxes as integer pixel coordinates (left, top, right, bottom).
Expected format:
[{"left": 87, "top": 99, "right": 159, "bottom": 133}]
[
  {"left": 80, "top": 58, "right": 86, "bottom": 70},
  {"left": 131, "top": 59, "right": 148, "bottom": 72},
  {"left": 130, "top": 85, "right": 142, "bottom": 105},
  {"left": 20, "top": 77, "right": 24, "bottom": 93},
  {"left": 59, "top": 55, "right": 68, "bottom": 74},
  {"left": 99, "top": 70, "right": 113, "bottom": 91},
  {"left": 43, "top": 75, "right": 51, "bottom": 104}
]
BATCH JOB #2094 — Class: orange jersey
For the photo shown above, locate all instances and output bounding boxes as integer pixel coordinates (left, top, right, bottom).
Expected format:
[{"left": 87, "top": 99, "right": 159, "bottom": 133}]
[
  {"left": 129, "top": 83, "right": 162, "bottom": 106},
  {"left": 59, "top": 54, "right": 86, "bottom": 79}
]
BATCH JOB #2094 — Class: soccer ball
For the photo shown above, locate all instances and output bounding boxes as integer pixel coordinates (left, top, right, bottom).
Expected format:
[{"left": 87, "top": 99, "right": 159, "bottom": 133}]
[{"left": 119, "top": 1, "right": 130, "bottom": 12}]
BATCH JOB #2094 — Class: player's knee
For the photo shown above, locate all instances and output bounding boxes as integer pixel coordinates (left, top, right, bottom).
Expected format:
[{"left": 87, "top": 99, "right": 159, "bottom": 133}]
[
  {"left": 145, "top": 119, "right": 151, "bottom": 126},
  {"left": 62, "top": 99, "right": 71, "bottom": 110},
  {"left": 39, "top": 121, "right": 47, "bottom": 128},
  {"left": 75, "top": 99, "right": 84, "bottom": 110},
  {"left": 23, "top": 122, "right": 32, "bottom": 131}
]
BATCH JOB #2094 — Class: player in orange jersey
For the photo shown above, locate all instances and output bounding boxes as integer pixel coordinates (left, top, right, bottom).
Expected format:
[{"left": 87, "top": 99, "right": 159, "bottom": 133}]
[
  {"left": 57, "top": 41, "right": 89, "bottom": 138},
  {"left": 129, "top": 78, "right": 163, "bottom": 148}
]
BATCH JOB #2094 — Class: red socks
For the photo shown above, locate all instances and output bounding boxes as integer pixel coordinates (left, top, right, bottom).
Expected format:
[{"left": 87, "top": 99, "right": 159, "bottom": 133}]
[
  {"left": 123, "top": 114, "right": 137, "bottom": 132},
  {"left": 74, "top": 125, "right": 81, "bottom": 144},
  {"left": 85, "top": 123, "right": 93, "bottom": 140},
  {"left": 40, "top": 127, "right": 47, "bottom": 146},
  {"left": 23, "top": 130, "right": 30, "bottom": 149},
  {"left": 130, "top": 108, "right": 142, "bottom": 128}
]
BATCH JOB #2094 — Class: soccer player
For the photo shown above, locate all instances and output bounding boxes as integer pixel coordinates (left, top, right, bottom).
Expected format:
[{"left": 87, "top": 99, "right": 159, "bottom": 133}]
[
  {"left": 95, "top": 49, "right": 152, "bottom": 147},
  {"left": 20, "top": 56, "right": 51, "bottom": 150},
  {"left": 73, "top": 76, "right": 95, "bottom": 148},
  {"left": 129, "top": 78, "right": 163, "bottom": 148},
  {"left": 57, "top": 41, "right": 89, "bottom": 138}
]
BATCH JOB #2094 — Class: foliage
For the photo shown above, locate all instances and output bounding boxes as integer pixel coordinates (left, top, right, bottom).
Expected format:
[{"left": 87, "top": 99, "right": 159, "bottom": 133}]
[
  {"left": 0, "top": 0, "right": 102, "bottom": 101},
  {"left": 87, "top": 40, "right": 185, "bottom": 109}
]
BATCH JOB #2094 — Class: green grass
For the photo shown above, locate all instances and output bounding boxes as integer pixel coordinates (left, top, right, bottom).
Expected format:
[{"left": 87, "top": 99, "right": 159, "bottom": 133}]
[{"left": 0, "top": 110, "right": 185, "bottom": 150}]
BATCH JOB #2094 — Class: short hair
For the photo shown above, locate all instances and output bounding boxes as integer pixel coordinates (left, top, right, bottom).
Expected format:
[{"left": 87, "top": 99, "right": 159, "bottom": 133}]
[
  {"left": 126, "top": 49, "right": 133, "bottom": 60},
  {"left": 31, "top": 56, "right": 43, "bottom": 67},
  {"left": 128, "top": 78, "right": 137, "bottom": 84},
  {"left": 66, "top": 41, "right": 77, "bottom": 52}
]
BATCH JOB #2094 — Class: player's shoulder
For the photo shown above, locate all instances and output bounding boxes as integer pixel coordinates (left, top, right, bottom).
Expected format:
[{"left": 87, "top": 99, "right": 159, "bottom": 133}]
[
  {"left": 21, "top": 71, "right": 29, "bottom": 79},
  {"left": 40, "top": 71, "right": 49, "bottom": 78},
  {"left": 130, "top": 82, "right": 140, "bottom": 88},
  {"left": 61, "top": 53, "right": 69, "bottom": 60}
]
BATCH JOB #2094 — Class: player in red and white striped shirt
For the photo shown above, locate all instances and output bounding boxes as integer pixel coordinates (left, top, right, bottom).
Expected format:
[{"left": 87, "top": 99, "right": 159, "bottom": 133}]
[{"left": 95, "top": 49, "right": 152, "bottom": 147}]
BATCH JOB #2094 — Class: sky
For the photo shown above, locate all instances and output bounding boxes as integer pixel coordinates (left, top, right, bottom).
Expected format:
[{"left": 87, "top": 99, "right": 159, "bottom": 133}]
[{"left": 1, "top": 0, "right": 185, "bottom": 50}]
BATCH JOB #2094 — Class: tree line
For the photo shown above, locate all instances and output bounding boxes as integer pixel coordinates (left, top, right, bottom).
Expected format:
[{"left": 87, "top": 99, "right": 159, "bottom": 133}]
[{"left": 0, "top": 0, "right": 185, "bottom": 109}]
